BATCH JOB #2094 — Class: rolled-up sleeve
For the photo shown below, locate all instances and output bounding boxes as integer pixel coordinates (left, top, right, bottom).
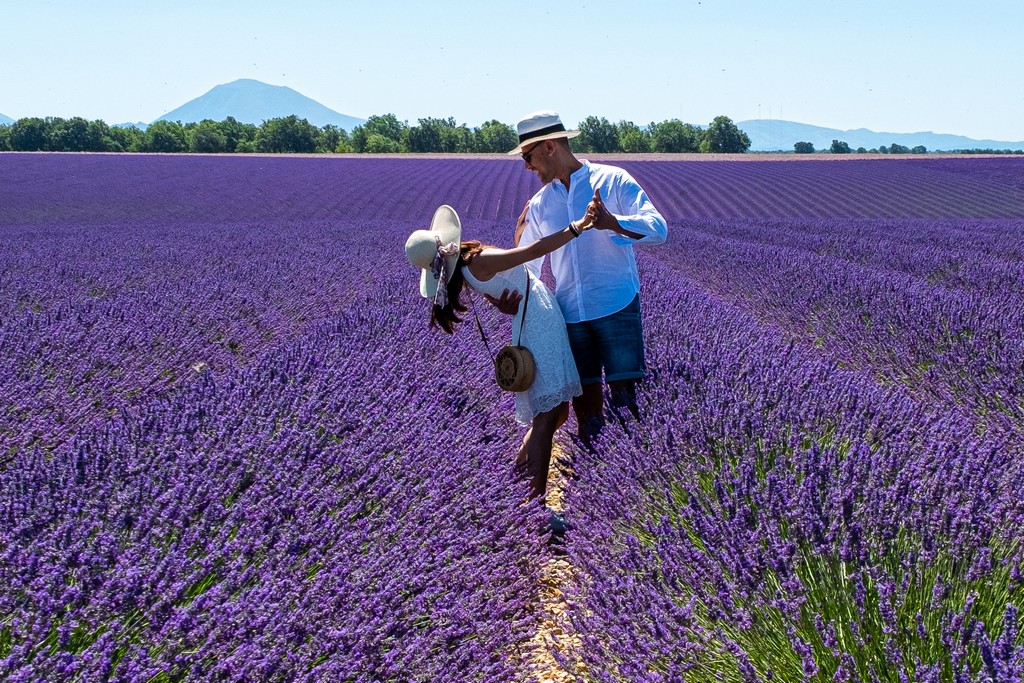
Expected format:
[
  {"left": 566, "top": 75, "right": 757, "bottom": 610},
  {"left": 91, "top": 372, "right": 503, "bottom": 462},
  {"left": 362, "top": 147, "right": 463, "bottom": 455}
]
[{"left": 609, "top": 179, "right": 667, "bottom": 246}]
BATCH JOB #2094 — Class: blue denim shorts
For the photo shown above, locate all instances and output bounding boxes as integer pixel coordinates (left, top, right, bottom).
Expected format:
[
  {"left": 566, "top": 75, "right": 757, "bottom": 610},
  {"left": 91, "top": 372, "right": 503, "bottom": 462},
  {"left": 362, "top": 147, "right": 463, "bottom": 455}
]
[{"left": 566, "top": 294, "right": 646, "bottom": 385}]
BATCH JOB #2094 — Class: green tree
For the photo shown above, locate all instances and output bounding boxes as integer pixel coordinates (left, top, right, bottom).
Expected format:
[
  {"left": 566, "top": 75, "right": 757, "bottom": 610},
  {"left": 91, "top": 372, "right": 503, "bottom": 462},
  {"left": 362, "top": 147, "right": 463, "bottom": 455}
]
[
  {"left": 53, "top": 117, "right": 108, "bottom": 151},
  {"left": 106, "top": 125, "right": 143, "bottom": 152},
  {"left": 140, "top": 120, "right": 188, "bottom": 152},
  {"left": 700, "top": 116, "right": 751, "bottom": 153},
  {"left": 794, "top": 141, "right": 815, "bottom": 154},
  {"left": 408, "top": 118, "right": 441, "bottom": 152},
  {"left": 216, "top": 117, "right": 256, "bottom": 152},
  {"left": 474, "top": 119, "right": 517, "bottom": 153},
  {"left": 830, "top": 139, "right": 852, "bottom": 154},
  {"left": 911, "top": 145, "right": 927, "bottom": 154},
  {"left": 10, "top": 117, "right": 52, "bottom": 151},
  {"left": 856, "top": 146, "right": 868, "bottom": 154},
  {"left": 316, "top": 124, "right": 349, "bottom": 153},
  {"left": 618, "top": 121, "right": 651, "bottom": 153},
  {"left": 190, "top": 119, "right": 228, "bottom": 153},
  {"left": 650, "top": 119, "right": 702, "bottom": 153},
  {"left": 351, "top": 114, "right": 409, "bottom": 153},
  {"left": 334, "top": 134, "right": 355, "bottom": 153},
  {"left": 889, "top": 143, "right": 910, "bottom": 154},
  {"left": 408, "top": 117, "right": 472, "bottom": 153},
  {"left": 364, "top": 132, "right": 402, "bottom": 153},
  {"left": 349, "top": 125, "right": 367, "bottom": 152},
  {"left": 577, "top": 116, "right": 619, "bottom": 153},
  {"left": 0, "top": 124, "right": 11, "bottom": 151},
  {"left": 91, "top": 120, "right": 120, "bottom": 151},
  {"left": 256, "top": 115, "right": 319, "bottom": 153},
  {"left": 364, "top": 114, "right": 408, "bottom": 151},
  {"left": 441, "top": 121, "right": 473, "bottom": 153}
]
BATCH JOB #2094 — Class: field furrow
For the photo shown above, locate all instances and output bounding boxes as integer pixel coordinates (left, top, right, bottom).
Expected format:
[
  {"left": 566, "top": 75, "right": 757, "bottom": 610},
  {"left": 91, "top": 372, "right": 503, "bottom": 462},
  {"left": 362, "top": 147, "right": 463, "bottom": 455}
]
[{"left": 2, "top": 153, "right": 1022, "bottom": 681}]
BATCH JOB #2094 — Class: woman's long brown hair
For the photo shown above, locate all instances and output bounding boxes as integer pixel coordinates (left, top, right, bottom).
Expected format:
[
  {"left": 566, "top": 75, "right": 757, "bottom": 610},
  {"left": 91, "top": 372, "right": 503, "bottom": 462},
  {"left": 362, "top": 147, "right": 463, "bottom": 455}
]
[{"left": 431, "top": 240, "right": 485, "bottom": 334}]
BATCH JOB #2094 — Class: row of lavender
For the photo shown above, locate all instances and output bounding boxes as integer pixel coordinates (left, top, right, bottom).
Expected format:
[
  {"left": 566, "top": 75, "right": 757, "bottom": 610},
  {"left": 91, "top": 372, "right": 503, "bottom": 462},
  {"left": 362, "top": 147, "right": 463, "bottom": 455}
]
[
  {"left": 554, "top": 158, "right": 1024, "bottom": 679},
  {"left": 4, "top": 154, "right": 1024, "bottom": 680},
  {"left": 0, "top": 155, "right": 531, "bottom": 462},
  {"left": 2, "top": 175, "right": 555, "bottom": 679},
  {"left": 4, "top": 156, "right": 1024, "bottom": 231},
  {"left": 552, "top": 159, "right": 1024, "bottom": 680},
  {"left": 1, "top": 219, "right": 365, "bottom": 458},
  {"left": 614, "top": 157, "right": 1024, "bottom": 220},
  {"left": 559, "top": 253, "right": 1024, "bottom": 681},
  {"left": 655, "top": 216, "right": 1024, "bottom": 422}
]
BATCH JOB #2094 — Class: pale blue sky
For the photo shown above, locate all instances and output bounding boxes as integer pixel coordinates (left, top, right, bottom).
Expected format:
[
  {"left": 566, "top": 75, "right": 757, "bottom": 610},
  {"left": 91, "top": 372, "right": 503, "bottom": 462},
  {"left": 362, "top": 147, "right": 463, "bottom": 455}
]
[{"left": 3, "top": 0, "right": 1023, "bottom": 140}]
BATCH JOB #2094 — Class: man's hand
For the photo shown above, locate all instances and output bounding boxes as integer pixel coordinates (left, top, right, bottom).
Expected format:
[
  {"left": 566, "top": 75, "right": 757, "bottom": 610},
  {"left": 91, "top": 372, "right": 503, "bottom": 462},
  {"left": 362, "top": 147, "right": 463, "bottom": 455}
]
[
  {"left": 587, "top": 188, "right": 644, "bottom": 239},
  {"left": 588, "top": 188, "right": 616, "bottom": 231},
  {"left": 484, "top": 288, "right": 522, "bottom": 315}
]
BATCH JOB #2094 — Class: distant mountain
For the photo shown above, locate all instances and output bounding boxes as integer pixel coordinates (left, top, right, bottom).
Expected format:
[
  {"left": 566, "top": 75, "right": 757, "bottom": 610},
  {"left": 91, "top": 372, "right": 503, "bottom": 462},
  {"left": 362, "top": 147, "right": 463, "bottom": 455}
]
[
  {"left": 738, "top": 119, "right": 1024, "bottom": 152},
  {"left": 0, "top": 113, "right": 14, "bottom": 125},
  {"left": 114, "top": 121, "right": 149, "bottom": 130},
  {"left": 154, "top": 79, "right": 364, "bottom": 131}
]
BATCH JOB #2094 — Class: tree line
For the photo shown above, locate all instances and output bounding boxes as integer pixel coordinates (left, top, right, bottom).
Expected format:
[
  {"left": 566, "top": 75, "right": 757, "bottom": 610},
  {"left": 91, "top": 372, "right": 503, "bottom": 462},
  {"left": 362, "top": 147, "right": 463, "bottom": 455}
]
[
  {"left": 0, "top": 114, "right": 753, "bottom": 154},
  {"left": 794, "top": 139, "right": 930, "bottom": 155},
  {"left": 793, "top": 139, "right": 1023, "bottom": 155}
]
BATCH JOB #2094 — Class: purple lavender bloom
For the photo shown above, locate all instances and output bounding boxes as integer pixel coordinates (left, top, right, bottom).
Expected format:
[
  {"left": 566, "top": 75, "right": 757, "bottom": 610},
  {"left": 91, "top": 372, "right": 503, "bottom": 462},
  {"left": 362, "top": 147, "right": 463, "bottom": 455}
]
[{"left": 2, "top": 153, "right": 1023, "bottom": 681}]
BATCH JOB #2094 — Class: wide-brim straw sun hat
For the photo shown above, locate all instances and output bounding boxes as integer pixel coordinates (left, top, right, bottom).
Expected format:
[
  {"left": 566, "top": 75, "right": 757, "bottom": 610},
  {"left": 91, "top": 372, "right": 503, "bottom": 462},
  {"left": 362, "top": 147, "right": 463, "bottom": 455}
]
[
  {"left": 405, "top": 204, "right": 462, "bottom": 300},
  {"left": 506, "top": 110, "right": 580, "bottom": 155}
]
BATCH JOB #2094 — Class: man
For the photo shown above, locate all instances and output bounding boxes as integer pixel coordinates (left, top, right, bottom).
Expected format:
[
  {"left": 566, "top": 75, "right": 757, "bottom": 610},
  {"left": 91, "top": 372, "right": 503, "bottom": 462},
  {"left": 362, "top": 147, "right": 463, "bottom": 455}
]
[{"left": 490, "top": 110, "right": 667, "bottom": 442}]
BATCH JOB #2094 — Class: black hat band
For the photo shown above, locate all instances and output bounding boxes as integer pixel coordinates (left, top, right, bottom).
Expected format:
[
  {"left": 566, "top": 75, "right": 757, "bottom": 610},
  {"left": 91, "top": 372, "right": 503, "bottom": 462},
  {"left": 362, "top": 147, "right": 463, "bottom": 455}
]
[{"left": 519, "top": 123, "right": 567, "bottom": 143}]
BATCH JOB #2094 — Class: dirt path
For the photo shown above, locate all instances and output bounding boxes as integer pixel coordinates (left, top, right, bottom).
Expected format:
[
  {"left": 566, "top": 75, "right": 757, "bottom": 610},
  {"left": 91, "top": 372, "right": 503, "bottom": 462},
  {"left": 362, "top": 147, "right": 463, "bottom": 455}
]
[{"left": 522, "top": 440, "right": 588, "bottom": 683}]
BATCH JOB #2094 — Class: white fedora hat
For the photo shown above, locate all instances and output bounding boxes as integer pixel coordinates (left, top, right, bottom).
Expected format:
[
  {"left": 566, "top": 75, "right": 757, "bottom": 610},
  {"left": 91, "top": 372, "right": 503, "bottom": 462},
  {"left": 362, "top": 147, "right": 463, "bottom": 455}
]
[
  {"left": 506, "top": 110, "right": 580, "bottom": 155},
  {"left": 405, "top": 205, "right": 462, "bottom": 300}
]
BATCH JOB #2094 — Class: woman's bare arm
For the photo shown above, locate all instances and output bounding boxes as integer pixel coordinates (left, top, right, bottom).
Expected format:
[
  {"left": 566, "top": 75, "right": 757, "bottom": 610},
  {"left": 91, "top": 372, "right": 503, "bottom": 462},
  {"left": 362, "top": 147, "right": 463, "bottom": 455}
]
[{"left": 469, "top": 206, "right": 596, "bottom": 281}]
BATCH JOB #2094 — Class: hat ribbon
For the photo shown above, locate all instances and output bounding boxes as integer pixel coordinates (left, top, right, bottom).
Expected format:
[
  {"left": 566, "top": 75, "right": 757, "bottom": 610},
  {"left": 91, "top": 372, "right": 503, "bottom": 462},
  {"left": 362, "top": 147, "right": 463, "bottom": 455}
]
[
  {"left": 519, "top": 122, "right": 566, "bottom": 143},
  {"left": 431, "top": 236, "right": 460, "bottom": 307}
]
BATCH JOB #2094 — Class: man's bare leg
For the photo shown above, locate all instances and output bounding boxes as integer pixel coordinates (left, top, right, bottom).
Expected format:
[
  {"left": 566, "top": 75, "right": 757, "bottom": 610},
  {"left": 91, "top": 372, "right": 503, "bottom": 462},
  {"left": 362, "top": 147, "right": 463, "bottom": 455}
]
[
  {"left": 609, "top": 379, "right": 639, "bottom": 420},
  {"left": 572, "top": 382, "right": 605, "bottom": 446}
]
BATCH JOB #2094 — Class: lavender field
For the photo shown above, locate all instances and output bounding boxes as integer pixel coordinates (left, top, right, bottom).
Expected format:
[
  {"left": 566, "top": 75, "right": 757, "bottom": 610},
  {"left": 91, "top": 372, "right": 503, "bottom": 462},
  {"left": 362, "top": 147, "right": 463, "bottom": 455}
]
[{"left": 2, "top": 153, "right": 1023, "bottom": 682}]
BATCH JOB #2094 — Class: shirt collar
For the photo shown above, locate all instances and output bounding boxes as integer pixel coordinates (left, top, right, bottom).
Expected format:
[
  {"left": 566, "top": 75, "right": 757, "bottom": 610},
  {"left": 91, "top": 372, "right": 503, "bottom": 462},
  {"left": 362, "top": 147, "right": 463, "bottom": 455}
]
[
  {"left": 572, "top": 160, "right": 592, "bottom": 181},
  {"left": 556, "top": 160, "right": 590, "bottom": 191}
]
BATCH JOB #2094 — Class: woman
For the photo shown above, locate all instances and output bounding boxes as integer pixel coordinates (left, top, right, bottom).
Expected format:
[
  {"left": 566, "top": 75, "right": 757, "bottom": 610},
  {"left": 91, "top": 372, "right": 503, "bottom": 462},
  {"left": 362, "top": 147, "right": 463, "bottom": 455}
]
[{"left": 405, "top": 204, "right": 596, "bottom": 504}]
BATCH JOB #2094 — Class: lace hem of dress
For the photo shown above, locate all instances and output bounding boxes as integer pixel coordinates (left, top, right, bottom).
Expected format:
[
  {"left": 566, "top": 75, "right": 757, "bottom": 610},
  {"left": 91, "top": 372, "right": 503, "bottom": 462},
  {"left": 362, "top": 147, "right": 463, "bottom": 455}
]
[{"left": 515, "top": 381, "right": 583, "bottom": 426}]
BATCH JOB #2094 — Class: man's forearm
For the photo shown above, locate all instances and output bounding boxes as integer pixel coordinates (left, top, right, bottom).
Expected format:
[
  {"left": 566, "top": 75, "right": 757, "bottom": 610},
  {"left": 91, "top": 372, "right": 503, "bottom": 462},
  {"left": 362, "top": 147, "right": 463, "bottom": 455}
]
[{"left": 612, "top": 212, "right": 667, "bottom": 242}]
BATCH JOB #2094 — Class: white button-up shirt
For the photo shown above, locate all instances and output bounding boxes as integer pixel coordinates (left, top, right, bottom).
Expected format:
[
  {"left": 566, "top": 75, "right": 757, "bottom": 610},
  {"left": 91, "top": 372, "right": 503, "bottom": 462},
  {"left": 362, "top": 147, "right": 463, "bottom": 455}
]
[{"left": 521, "top": 161, "right": 667, "bottom": 323}]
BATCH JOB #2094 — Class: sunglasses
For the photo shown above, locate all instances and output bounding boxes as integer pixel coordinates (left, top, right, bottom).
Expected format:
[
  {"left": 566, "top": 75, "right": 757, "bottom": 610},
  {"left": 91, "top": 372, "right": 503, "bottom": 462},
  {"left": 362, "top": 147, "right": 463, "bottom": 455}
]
[{"left": 521, "top": 141, "right": 544, "bottom": 164}]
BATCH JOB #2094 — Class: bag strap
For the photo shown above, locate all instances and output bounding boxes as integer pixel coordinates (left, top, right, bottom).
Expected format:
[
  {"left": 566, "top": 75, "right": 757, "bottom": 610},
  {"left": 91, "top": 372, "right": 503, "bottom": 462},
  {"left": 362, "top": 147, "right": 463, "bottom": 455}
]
[
  {"left": 470, "top": 296, "right": 494, "bottom": 359},
  {"left": 470, "top": 269, "right": 531, "bottom": 357},
  {"left": 516, "top": 270, "right": 530, "bottom": 346}
]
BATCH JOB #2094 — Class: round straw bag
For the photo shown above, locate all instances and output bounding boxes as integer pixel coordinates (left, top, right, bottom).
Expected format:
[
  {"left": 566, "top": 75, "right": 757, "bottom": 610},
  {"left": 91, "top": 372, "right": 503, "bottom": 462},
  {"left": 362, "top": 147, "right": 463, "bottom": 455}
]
[
  {"left": 471, "top": 270, "right": 537, "bottom": 393},
  {"left": 494, "top": 344, "right": 535, "bottom": 392}
]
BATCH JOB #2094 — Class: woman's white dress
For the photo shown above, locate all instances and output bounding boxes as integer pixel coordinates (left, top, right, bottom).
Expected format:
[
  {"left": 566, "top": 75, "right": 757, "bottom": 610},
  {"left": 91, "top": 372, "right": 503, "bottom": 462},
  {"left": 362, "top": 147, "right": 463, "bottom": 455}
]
[{"left": 463, "top": 265, "right": 581, "bottom": 425}]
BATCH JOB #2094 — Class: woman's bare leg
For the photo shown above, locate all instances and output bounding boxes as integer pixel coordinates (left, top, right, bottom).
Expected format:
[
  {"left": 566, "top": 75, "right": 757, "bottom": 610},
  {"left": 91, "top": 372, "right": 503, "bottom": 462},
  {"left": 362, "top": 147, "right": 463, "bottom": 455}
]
[
  {"left": 525, "top": 402, "right": 570, "bottom": 500},
  {"left": 517, "top": 403, "right": 567, "bottom": 467},
  {"left": 516, "top": 427, "right": 532, "bottom": 468}
]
